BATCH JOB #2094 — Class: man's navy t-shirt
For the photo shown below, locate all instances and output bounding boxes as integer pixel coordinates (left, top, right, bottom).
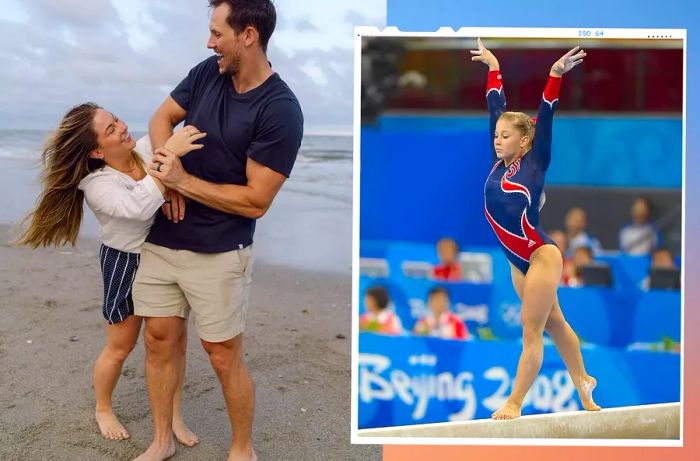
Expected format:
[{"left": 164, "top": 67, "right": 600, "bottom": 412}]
[{"left": 146, "top": 56, "right": 304, "bottom": 253}]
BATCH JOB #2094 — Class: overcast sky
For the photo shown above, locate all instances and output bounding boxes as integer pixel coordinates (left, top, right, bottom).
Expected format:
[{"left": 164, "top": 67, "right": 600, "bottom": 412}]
[{"left": 0, "top": 0, "right": 385, "bottom": 134}]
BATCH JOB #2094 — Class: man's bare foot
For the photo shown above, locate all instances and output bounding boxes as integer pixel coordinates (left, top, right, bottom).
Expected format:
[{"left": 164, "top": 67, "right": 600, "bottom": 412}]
[
  {"left": 172, "top": 417, "right": 199, "bottom": 447},
  {"left": 227, "top": 448, "right": 257, "bottom": 461},
  {"left": 491, "top": 401, "right": 521, "bottom": 420},
  {"left": 132, "top": 440, "right": 176, "bottom": 461},
  {"left": 578, "top": 375, "right": 602, "bottom": 411},
  {"left": 95, "top": 409, "right": 130, "bottom": 440}
]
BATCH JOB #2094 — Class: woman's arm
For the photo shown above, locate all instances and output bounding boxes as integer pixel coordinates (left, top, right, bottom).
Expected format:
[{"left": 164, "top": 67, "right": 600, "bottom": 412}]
[
  {"left": 532, "top": 46, "right": 587, "bottom": 171},
  {"left": 82, "top": 174, "right": 165, "bottom": 222},
  {"left": 471, "top": 38, "right": 505, "bottom": 157}
]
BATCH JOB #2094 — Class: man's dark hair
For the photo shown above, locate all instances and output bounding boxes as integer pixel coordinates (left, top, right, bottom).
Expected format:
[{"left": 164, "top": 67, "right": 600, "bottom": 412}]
[
  {"left": 209, "top": 0, "right": 276, "bottom": 53},
  {"left": 365, "top": 285, "right": 390, "bottom": 310}
]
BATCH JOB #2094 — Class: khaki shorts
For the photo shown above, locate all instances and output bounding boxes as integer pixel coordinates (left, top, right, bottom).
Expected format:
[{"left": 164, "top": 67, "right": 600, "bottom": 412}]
[{"left": 133, "top": 242, "right": 254, "bottom": 343}]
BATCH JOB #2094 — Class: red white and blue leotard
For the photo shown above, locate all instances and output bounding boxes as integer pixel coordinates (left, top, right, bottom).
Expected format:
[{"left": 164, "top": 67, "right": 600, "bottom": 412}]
[{"left": 483, "top": 70, "right": 561, "bottom": 274}]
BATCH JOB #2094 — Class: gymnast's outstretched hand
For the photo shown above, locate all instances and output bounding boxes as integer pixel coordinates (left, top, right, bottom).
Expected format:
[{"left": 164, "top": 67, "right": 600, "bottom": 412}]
[
  {"left": 551, "top": 46, "right": 587, "bottom": 77},
  {"left": 470, "top": 37, "right": 500, "bottom": 71}
]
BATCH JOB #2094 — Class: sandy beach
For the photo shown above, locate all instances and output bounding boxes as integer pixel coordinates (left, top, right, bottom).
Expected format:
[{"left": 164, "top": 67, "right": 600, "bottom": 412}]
[{"left": 0, "top": 223, "right": 378, "bottom": 460}]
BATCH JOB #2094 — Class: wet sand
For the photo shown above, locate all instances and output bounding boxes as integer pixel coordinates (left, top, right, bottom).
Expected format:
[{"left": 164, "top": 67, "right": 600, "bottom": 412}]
[{"left": 0, "top": 224, "right": 378, "bottom": 460}]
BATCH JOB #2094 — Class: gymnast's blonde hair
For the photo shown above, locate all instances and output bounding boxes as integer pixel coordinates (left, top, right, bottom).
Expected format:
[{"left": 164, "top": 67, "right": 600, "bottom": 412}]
[{"left": 498, "top": 111, "right": 535, "bottom": 149}]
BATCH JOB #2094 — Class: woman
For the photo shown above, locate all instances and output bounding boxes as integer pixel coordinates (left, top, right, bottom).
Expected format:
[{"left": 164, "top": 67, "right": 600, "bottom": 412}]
[
  {"left": 18, "top": 102, "right": 205, "bottom": 443},
  {"left": 413, "top": 286, "right": 469, "bottom": 340},
  {"left": 470, "top": 39, "right": 601, "bottom": 419},
  {"left": 359, "top": 285, "right": 403, "bottom": 335}
]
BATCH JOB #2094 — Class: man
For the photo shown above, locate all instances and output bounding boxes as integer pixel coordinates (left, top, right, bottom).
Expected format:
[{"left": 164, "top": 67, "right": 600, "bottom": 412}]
[{"left": 132, "top": 1, "right": 303, "bottom": 460}]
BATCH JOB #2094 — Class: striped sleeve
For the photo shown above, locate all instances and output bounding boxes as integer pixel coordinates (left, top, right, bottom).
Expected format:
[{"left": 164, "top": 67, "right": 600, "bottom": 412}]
[
  {"left": 531, "top": 75, "right": 562, "bottom": 171},
  {"left": 486, "top": 70, "right": 506, "bottom": 157}
]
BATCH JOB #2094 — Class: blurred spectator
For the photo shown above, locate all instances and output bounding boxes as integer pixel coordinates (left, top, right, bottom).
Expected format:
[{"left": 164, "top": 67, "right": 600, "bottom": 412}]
[
  {"left": 650, "top": 248, "right": 677, "bottom": 270},
  {"left": 549, "top": 229, "right": 568, "bottom": 256},
  {"left": 619, "top": 197, "right": 659, "bottom": 255},
  {"left": 359, "top": 285, "right": 403, "bottom": 335},
  {"left": 562, "top": 246, "right": 594, "bottom": 287},
  {"left": 641, "top": 248, "right": 679, "bottom": 291},
  {"left": 549, "top": 229, "right": 571, "bottom": 285},
  {"left": 432, "top": 237, "right": 462, "bottom": 281},
  {"left": 565, "top": 207, "right": 602, "bottom": 256},
  {"left": 413, "top": 286, "right": 469, "bottom": 340}
]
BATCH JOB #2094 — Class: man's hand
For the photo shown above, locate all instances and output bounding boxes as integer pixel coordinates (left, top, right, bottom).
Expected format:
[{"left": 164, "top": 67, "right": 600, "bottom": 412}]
[
  {"left": 162, "top": 189, "right": 186, "bottom": 223},
  {"left": 551, "top": 46, "right": 586, "bottom": 77},
  {"left": 150, "top": 148, "right": 190, "bottom": 190}
]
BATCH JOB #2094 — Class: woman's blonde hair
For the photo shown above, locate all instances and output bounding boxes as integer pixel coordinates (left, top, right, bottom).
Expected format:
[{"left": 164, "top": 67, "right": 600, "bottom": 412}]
[
  {"left": 17, "top": 102, "right": 105, "bottom": 248},
  {"left": 498, "top": 111, "right": 535, "bottom": 149}
]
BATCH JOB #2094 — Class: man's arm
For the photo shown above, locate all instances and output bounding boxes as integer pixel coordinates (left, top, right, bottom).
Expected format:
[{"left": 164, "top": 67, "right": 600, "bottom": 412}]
[
  {"left": 150, "top": 150, "right": 286, "bottom": 220},
  {"left": 149, "top": 96, "right": 187, "bottom": 150}
]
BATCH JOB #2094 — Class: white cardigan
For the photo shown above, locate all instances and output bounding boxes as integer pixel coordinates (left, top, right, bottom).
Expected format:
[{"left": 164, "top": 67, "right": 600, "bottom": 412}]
[{"left": 78, "top": 137, "right": 164, "bottom": 253}]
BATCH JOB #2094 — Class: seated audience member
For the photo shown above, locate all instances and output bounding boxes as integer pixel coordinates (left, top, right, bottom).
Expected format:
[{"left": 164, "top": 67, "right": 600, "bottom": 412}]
[
  {"left": 549, "top": 229, "right": 568, "bottom": 256},
  {"left": 549, "top": 229, "right": 570, "bottom": 285},
  {"left": 565, "top": 207, "right": 601, "bottom": 256},
  {"left": 563, "top": 246, "right": 594, "bottom": 287},
  {"left": 413, "top": 286, "right": 469, "bottom": 340},
  {"left": 432, "top": 237, "right": 462, "bottom": 281},
  {"left": 359, "top": 285, "right": 403, "bottom": 335},
  {"left": 641, "top": 248, "right": 679, "bottom": 290},
  {"left": 619, "top": 197, "right": 659, "bottom": 255},
  {"left": 650, "top": 248, "right": 677, "bottom": 269}
]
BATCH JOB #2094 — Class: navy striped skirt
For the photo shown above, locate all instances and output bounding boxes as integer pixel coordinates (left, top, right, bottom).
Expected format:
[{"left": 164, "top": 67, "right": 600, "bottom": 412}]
[{"left": 99, "top": 244, "right": 141, "bottom": 324}]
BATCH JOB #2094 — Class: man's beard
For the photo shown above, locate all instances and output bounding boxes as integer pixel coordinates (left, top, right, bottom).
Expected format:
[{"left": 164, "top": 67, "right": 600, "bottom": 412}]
[{"left": 221, "top": 54, "right": 241, "bottom": 77}]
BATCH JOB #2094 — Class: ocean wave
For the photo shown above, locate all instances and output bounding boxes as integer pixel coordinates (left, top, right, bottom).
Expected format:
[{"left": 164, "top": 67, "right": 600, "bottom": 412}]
[{"left": 0, "top": 146, "right": 41, "bottom": 160}]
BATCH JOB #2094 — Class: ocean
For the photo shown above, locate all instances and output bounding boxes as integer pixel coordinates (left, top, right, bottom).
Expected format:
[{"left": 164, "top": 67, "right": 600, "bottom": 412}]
[{"left": 0, "top": 130, "right": 353, "bottom": 273}]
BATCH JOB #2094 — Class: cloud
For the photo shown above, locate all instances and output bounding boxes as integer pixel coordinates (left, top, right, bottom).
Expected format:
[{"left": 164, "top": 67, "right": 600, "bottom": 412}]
[
  {"left": 293, "top": 17, "right": 320, "bottom": 32},
  {"left": 0, "top": 0, "right": 385, "bottom": 131}
]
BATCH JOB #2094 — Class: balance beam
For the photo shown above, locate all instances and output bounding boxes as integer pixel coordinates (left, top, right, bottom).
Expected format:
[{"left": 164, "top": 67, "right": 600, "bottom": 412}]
[{"left": 358, "top": 403, "right": 680, "bottom": 439}]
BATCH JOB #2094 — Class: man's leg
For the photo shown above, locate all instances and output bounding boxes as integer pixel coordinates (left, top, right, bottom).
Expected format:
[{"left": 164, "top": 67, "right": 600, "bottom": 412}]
[
  {"left": 202, "top": 335, "right": 256, "bottom": 461},
  {"left": 133, "top": 316, "right": 184, "bottom": 461},
  {"left": 181, "top": 245, "right": 255, "bottom": 460}
]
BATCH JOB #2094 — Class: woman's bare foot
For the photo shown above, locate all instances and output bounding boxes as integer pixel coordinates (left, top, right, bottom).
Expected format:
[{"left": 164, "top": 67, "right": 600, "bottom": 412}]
[
  {"left": 95, "top": 409, "right": 130, "bottom": 440},
  {"left": 172, "top": 416, "right": 199, "bottom": 447},
  {"left": 577, "top": 376, "right": 602, "bottom": 411},
  {"left": 132, "top": 439, "right": 176, "bottom": 461},
  {"left": 491, "top": 401, "right": 521, "bottom": 420}
]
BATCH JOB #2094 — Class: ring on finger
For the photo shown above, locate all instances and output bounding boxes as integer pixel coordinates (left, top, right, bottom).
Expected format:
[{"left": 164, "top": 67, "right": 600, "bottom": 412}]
[{"left": 156, "top": 162, "right": 163, "bottom": 172}]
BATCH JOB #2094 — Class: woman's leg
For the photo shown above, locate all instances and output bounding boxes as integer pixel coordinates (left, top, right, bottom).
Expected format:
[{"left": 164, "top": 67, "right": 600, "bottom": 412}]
[
  {"left": 94, "top": 314, "right": 142, "bottom": 439},
  {"left": 506, "top": 258, "right": 600, "bottom": 415},
  {"left": 543, "top": 301, "right": 601, "bottom": 410},
  {"left": 492, "top": 246, "right": 561, "bottom": 419},
  {"left": 172, "top": 323, "right": 199, "bottom": 446}
]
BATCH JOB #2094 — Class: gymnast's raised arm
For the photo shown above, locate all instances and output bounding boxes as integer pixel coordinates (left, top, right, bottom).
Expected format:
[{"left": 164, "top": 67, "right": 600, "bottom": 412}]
[{"left": 471, "top": 38, "right": 506, "bottom": 158}]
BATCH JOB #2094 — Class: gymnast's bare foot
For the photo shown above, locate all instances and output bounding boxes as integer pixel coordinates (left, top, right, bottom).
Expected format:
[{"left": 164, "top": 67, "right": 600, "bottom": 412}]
[
  {"left": 577, "top": 375, "right": 602, "bottom": 411},
  {"left": 132, "top": 439, "right": 176, "bottom": 461},
  {"left": 95, "top": 409, "right": 130, "bottom": 440},
  {"left": 492, "top": 401, "right": 521, "bottom": 420},
  {"left": 173, "top": 416, "right": 199, "bottom": 447}
]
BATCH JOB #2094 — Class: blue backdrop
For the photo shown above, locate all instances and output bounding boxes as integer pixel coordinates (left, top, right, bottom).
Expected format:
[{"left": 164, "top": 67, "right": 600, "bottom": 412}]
[
  {"left": 360, "top": 116, "right": 682, "bottom": 245},
  {"left": 359, "top": 333, "right": 680, "bottom": 429}
]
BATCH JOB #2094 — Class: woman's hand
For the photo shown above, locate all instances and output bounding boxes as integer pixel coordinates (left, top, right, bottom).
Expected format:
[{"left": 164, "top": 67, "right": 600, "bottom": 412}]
[
  {"left": 163, "top": 125, "right": 207, "bottom": 157},
  {"left": 162, "top": 189, "right": 186, "bottom": 223},
  {"left": 551, "top": 46, "right": 587, "bottom": 77},
  {"left": 470, "top": 38, "right": 499, "bottom": 71}
]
